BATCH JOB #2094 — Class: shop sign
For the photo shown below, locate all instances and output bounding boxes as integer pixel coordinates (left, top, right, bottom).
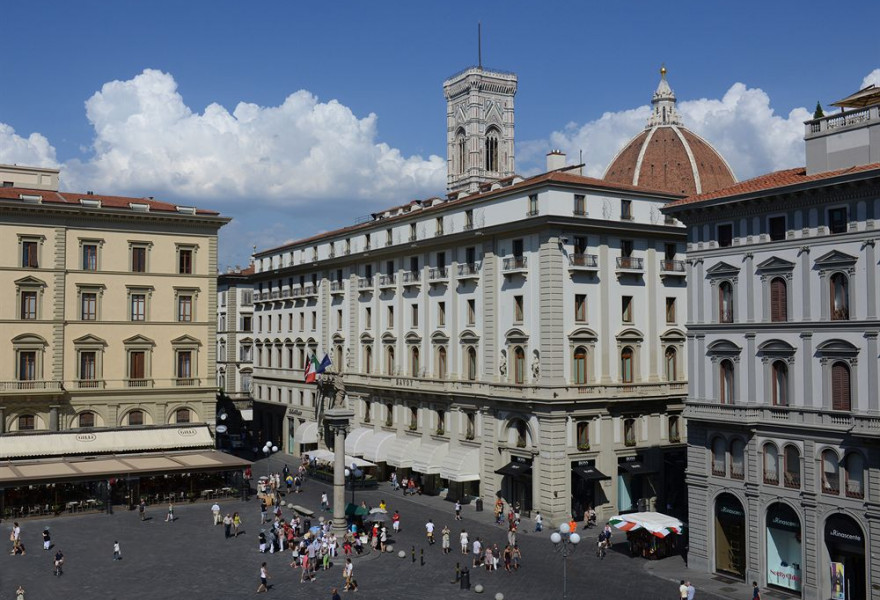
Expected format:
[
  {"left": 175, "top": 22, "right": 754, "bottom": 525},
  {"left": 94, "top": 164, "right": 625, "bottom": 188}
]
[
  {"left": 715, "top": 494, "right": 745, "bottom": 520},
  {"left": 824, "top": 514, "right": 864, "bottom": 555}
]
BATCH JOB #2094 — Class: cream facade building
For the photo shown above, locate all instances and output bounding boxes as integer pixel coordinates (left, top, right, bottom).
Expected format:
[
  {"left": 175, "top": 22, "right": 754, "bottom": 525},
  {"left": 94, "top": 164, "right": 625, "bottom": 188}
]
[{"left": 0, "top": 164, "right": 229, "bottom": 465}]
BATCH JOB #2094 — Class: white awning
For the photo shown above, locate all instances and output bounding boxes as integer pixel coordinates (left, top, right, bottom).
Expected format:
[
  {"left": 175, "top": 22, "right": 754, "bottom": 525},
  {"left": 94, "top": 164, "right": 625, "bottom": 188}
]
[
  {"left": 239, "top": 409, "right": 253, "bottom": 421},
  {"left": 305, "top": 449, "right": 376, "bottom": 469},
  {"left": 411, "top": 439, "right": 450, "bottom": 474},
  {"left": 344, "top": 427, "right": 374, "bottom": 456},
  {"left": 385, "top": 436, "right": 422, "bottom": 468},
  {"left": 0, "top": 425, "right": 215, "bottom": 459},
  {"left": 360, "top": 431, "right": 396, "bottom": 463},
  {"left": 295, "top": 421, "right": 318, "bottom": 446},
  {"left": 440, "top": 446, "right": 481, "bottom": 482}
]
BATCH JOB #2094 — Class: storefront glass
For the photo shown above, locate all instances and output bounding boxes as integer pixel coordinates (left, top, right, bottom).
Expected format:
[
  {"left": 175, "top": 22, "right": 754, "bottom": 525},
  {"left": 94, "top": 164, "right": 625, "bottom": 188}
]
[
  {"left": 824, "top": 514, "right": 865, "bottom": 600},
  {"left": 765, "top": 502, "right": 802, "bottom": 593},
  {"left": 714, "top": 493, "right": 745, "bottom": 578}
]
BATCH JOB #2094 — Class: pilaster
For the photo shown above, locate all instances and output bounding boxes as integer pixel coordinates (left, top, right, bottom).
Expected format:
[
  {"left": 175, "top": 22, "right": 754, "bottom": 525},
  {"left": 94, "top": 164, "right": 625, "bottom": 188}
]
[{"left": 538, "top": 232, "right": 564, "bottom": 382}]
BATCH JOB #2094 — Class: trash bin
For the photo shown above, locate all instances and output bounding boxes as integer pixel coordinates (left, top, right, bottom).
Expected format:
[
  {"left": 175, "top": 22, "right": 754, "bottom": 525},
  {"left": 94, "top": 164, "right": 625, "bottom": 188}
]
[
  {"left": 475, "top": 498, "right": 483, "bottom": 512},
  {"left": 460, "top": 567, "right": 470, "bottom": 590},
  {"left": 303, "top": 518, "right": 311, "bottom": 531}
]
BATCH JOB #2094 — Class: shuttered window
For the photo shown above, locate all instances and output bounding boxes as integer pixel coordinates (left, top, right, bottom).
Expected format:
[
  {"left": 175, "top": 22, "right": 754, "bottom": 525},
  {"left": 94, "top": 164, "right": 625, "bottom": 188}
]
[
  {"left": 831, "top": 361, "right": 851, "bottom": 411},
  {"left": 770, "top": 277, "right": 787, "bottom": 322}
]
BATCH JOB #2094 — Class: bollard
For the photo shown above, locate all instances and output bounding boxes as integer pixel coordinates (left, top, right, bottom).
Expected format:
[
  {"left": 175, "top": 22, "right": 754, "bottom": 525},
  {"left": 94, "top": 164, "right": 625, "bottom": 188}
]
[
  {"left": 460, "top": 567, "right": 470, "bottom": 590},
  {"left": 411, "top": 546, "right": 416, "bottom": 563},
  {"left": 421, "top": 548, "right": 425, "bottom": 566},
  {"left": 453, "top": 562, "right": 460, "bottom": 583}
]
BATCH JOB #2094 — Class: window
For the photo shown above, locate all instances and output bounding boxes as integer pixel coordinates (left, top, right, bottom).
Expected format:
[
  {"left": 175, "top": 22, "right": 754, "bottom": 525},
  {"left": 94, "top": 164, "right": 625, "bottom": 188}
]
[
  {"left": 79, "top": 351, "right": 97, "bottom": 384},
  {"left": 21, "top": 240, "right": 39, "bottom": 268},
  {"left": 387, "top": 306, "right": 394, "bottom": 329},
  {"left": 82, "top": 243, "right": 98, "bottom": 270},
  {"left": 129, "top": 292, "right": 147, "bottom": 321},
  {"left": 822, "top": 450, "right": 840, "bottom": 494},
  {"left": 337, "top": 309, "right": 343, "bottom": 331},
  {"left": 771, "top": 361, "right": 789, "bottom": 406},
  {"left": 18, "top": 415, "right": 35, "bottom": 431},
  {"left": 465, "top": 246, "right": 476, "bottom": 265},
  {"left": 527, "top": 194, "right": 538, "bottom": 216},
  {"left": 831, "top": 361, "right": 851, "bottom": 411},
  {"left": 437, "top": 302, "right": 446, "bottom": 327},
  {"left": 574, "top": 194, "right": 585, "bottom": 216},
  {"left": 437, "top": 346, "right": 447, "bottom": 378},
  {"left": 770, "top": 277, "right": 788, "bottom": 321},
  {"left": 365, "top": 307, "right": 372, "bottom": 329},
  {"left": 81, "top": 292, "right": 97, "bottom": 320},
  {"left": 665, "top": 297, "right": 676, "bottom": 323},
  {"left": 386, "top": 259, "right": 394, "bottom": 276},
  {"left": 467, "top": 299, "right": 476, "bottom": 326},
  {"left": 621, "top": 239, "right": 633, "bottom": 257},
  {"left": 176, "top": 351, "right": 193, "bottom": 382},
  {"left": 78, "top": 412, "right": 95, "bottom": 428},
  {"left": 466, "top": 412, "right": 476, "bottom": 440},
  {"left": 409, "top": 223, "right": 417, "bottom": 242},
  {"left": 178, "top": 295, "right": 193, "bottom": 322},
  {"left": 620, "top": 199, "right": 632, "bottom": 220},
  {"left": 712, "top": 437, "right": 727, "bottom": 476},
  {"left": 299, "top": 313, "right": 305, "bottom": 330},
  {"left": 624, "top": 418, "right": 636, "bottom": 446},
  {"left": 386, "top": 229, "right": 393, "bottom": 245},
  {"left": 242, "top": 316, "right": 252, "bottom": 331},
  {"left": 768, "top": 216, "right": 786, "bottom": 241},
  {"left": 730, "top": 439, "right": 745, "bottom": 479},
  {"left": 485, "top": 128, "right": 499, "bottom": 172},
  {"left": 573, "top": 236, "right": 587, "bottom": 255},
  {"left": 573, "top": 347, "right": 587, "bottom": 384},
  {"left": 365, "top": 234, "right": 372, "bottom": 251},
  {"left": 178, "top": 248, "right": 193, "bottom": 274},
  {"left": 437, "top": 251, "right": 446, "bottom": 270},
  {"left": 513, "top": 346, "right": 526, "bottom": 384},
  {"left": 456, "top": 130, "right": 466, "bottom": 174},
  {"left": 664, "top": 243, "right": 676, "bottom": 260},
  {"left": 514, "top": 296, "right": 524, "bottom": 323},
  {"left": 720, "top": 360, "right": 735, "bottom": 404},
  {"left": 665, "top": 347, "right": 677, "bottom": 381},
  {"left": 363, "top": 400, "right": 371, "bottom": 423},
  {"left": 365, "top": 264, "right": 373, "bottom": 279},
  {"left": 719, "top": 281, "right": 734, "bottom": 323},
  {"left": 621, "top": 296, "right": 633, "bottom": 323},
  {"left": 575, "top": 294, "right": 586, "bottom": 322},
  {"left": 435, "top": 410, "right": 445, "bottom": 434},
  {"left": 514, "top": 420, "right": 528, "bottom": 448},
  {"left": 129, "top": 351, "right": 146, "bottom": 383},
  {"left": 364, "top": 346, "right": 373, "bottom": 373},
  {"left": 411, "top": 304, "right": 418, "bottom": 328},
  {"left": 717, "top": 224, "right": 733, "bottom": 247},
  {"left": 465, "top": 210, "right": 474, "bottom": 230},
  {"left": 385, "top": 346, "right": 395, "bottom": 375},
  {"left": 828, "top": 207, "right": 847, "bottom": 234},
  {"left": 128, "top": 410, "right": 144, "bottom": 426},
  {"left": 175, "top": 408, "right": 191, "bottom": 424},
  {"left": 436, "top": 217, "right": 444, "bottom": 236},
  {"left": 20, "top": 291, "right": 37, "bottom": 320},
  {"left": 845, "top": 453, "right": 864, "bottom": 498},
  {"left": 620, "top": 347, "right": 634, "bottom": 383},
  {"left": 410, "top": 347, "right": 420, "bottom": 377},
  {"left": 311, "top": 311, "right": 316, "bottom": 331},
  {"left": 409, "top": 406, "right": 418, "bottom": 430},
  {"left": 467, "top": 347, "right": 477, "bottom": 380},
  {"left": 830, "top": 273, "right": 849, "bottom": 320},
  {"left": 576, "top": 421, "right": 590, "bottom": 450},
  {"left": 18, "top": 351, "right": 37, "bottom": 382},
  {"left": 763, "top": 444, "right": 779, "bottom": 484},
  {"left": 783, "top": 445, "right": 801, "bottom": 488}
]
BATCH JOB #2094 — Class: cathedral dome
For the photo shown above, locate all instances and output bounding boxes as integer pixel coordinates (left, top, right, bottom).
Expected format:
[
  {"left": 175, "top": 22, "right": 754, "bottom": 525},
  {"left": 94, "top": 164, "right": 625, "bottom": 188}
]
[{"left": 603, "top": 67, "right": 736, "bottom": 196}]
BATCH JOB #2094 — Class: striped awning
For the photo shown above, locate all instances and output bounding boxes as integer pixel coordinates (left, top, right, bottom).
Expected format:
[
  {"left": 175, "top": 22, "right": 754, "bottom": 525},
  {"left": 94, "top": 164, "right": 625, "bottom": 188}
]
[
  {"left": 411, "top": 439, "right": 449, "bottom": 474},
  {"left": 439, "top": 446, "right": 481, "bottom": 482},
  {"left": 384, "top": 436, "right": 422, "bottom": 468},
  {"left": 344, "top": 427, "right": 374, "bottom": 456},
  {"left": 360, "top": 431, "right": 396, "bottom": 463}
]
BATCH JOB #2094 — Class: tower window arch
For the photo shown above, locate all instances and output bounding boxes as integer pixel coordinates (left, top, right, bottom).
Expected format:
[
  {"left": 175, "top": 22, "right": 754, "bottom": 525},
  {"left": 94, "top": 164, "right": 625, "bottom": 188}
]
[
  {"left": 485, "top": 127, "right": 500, "bottom": 172},
  {"left": 719, "top": 281, "right": 734, "bottom": 323},
  {"left": 845, "top": 452, "right": 865, "bottom": 498},
  {"left": 762, "top": 443, "right": 779, "bottom": 485},
  {"left": 783, "top": 445, "right": 800, "bottom": 488},
  {"left": 821, "top": 449, "right": 840, "bottom": 494},
  {"left": 711, "top": 437, "right": 727, "bottom": 476},
  {"left": 466, "top": 346, "right": 477, "bottom": 381},
  {"left": 456, "top": 129, "right": 467, "bottom": 175}
]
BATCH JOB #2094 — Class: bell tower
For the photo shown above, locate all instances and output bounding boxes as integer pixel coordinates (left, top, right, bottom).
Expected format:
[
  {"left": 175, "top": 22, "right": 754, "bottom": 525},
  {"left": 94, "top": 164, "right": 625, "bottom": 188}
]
[{"left": 443, "top": 66, "right": 517, "bottom": 195}]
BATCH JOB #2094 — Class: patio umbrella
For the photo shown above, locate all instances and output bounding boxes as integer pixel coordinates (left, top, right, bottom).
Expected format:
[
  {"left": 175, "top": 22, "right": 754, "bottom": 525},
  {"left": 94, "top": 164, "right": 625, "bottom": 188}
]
[
  {"left": 345, "top": 503, "right": 369, "bottom": 517},
  {"left": 609, "top": 512, "right": 683, "bottom": 539},
  {"left": 364, "top": 511, "right": 388, "bottom": 523},
  {"left": 368, "top": 507, "right": 387, "bottom": 514}
]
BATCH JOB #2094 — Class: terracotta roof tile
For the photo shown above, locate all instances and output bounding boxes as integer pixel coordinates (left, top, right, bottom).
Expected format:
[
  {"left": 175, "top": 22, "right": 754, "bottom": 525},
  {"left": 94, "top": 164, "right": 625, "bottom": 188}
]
[
  {"left": 665, "top": 162, "right": 880, "bottom": 209},
  {"left": 0, "top": 187, "right": 221, "bottom": 215}
]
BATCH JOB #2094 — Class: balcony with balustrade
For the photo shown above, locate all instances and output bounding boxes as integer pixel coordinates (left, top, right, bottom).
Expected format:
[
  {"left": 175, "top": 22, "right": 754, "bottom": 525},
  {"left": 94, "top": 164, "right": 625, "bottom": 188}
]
[
  {"left": 568, "top": 253, "right": 599, "bottom": 273},
  {"left": 659, "top": 259, "right": 686, "bottom": 278},
  {"left": 330, "top": 281, "right": 345, "bottom": 296},
  {"left": 303, "top": 284, "right": 318, "bottom": 298},
  {"left": 378, "top": 274, "right": 396, "bottom": 290},
  {"left": 502, "top": 256, "right": 528, "bottom": 277},
  {"left": 428, "top": 267, "right": 448, "bottom": 286},
  {"left": 357, "top": 277, "right": 373, "bottom": 295},
  {"left": 400, "top": 270, "right": 421, "bottom": 289},
  {"left": 457, "top": 262, "right": 481, "bottom": 281},
  {"left": 615, "top": 256, "right": 644, "bottom": 278}
]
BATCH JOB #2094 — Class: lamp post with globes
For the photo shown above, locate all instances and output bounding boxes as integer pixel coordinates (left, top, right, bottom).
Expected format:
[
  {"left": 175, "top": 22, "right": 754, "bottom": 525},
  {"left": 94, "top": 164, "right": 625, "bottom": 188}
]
[
  {"left": 261, "top": 441, "right": 279, "bottom": 476},
  {"left": 343, "top": 463, "right": 363, "bottom": 506},
  {"left": 550, "top": 521, "right": 580, "bottom": 600}
]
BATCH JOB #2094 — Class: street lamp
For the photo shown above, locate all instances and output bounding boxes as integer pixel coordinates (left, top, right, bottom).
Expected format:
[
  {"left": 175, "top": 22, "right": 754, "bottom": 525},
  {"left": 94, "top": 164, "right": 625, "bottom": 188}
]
[
  {"left": 343, "top": 463, "right": 363, "bottom": 505},
  {"left": 550, "top": 521, "right": 581, "bottom": 600},
  {"left": 262, "top": 441, "right": 279, "bottom": 475}
]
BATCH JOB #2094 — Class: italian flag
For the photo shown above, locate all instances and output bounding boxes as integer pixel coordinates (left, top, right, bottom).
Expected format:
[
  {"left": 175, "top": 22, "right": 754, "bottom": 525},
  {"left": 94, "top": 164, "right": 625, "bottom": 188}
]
[{"left": 304, "top": 353, "right": 320, "bottom": 383}]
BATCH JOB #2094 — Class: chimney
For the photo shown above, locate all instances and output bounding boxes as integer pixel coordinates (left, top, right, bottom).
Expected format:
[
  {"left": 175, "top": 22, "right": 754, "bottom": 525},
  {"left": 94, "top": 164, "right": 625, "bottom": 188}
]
[{"left": 546, "top": 150, "right": 566, "bottom": 172}]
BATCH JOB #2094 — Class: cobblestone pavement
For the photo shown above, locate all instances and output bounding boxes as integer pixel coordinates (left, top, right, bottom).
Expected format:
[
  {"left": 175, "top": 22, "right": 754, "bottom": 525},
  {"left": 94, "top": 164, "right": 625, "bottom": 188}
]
[{"left": 0, "top": 455, "right": 759, "bottom": 600}]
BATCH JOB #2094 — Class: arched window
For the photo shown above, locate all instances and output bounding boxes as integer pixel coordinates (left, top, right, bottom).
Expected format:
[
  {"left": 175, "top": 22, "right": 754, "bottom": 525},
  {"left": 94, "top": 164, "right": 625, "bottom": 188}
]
[
  {"left": 770, "top": 277, "right": 788, "bottom": 322},
  {"left": 821, "top": 450, "right": 840, "bottom": 494},
  {"left": 435, "top": 410, "right": 445, "bottom": 434},
  {"left": 335, "top": 345, "right": 343, "bottom": 372},
  {"left": 620, "top": 347, "right": 634, "bottom": 383},
  {"left": 364, "top": 346, "right": 373, "bottom": 373},
  {"left": 128, "top": 410, "right": 145, "bottom": 427},
  {"left": 219, "top": 341, "right": 226, "bottom": 362},
  {"left": 668, "top": 416, "right": 681, "bottom": 442},
  {"left": 845, "top": 453, "right": 865, "bottom": 498},
  {"left": 78, "top": 411, "right": 95, "bottom": 428},
  {"left": 763, "top": 443, "right": 779, "bottom": 485},
  {"left": 437, "top": 346, "right": 447, "bottom": 379},
  {"left": 730, "top": 439, "right": 745, "bottom": 479},
  {"left": 485, "top": 128, "right": 499, "bottom": 172},
  {"left": 18, "top": 414, "right": 35, "bottom": 431},
  {"left": 830, "top": 273, "right": 849, "bottom": 320},
  {"left": 175, "top": 408, "right": 191, "bottom": 424},
  {"left": 711, "top": 437, "right": 727, "bottom": 476},
  {"left": 783, "top": 445, "right": 800, "bottom": 488},
  {"left": 624, "top": 418, "right": 636, "bottom": 446},
  {"left": 665, "top": 347, "right": 677, "bottom": 381},
  {"left": 720, "top": 360, "right": 735, "bottom": 404},
  {"left": 385, "top": 346, "right": 395, "bottom": 375},
  {"left": 719, "top": 281, "right": 734, "bottom": 323},
  {"left": 410, "top": 347, "right": 420, "bottom": 377},
  {"left": 514, "top": 419, "right": 528, "bottom": 448},
  {"left": 467, "top": 347, "right": 477, "bottom": 381},
  {"left": 831, "top": 361, "right": 851, "bottom": 411},
  {"left": 576, "top": 421, "right": 590, "bottom": 450},
  {"left": 385, "top": 402, "right": 393, "bottom": 427},
  {"left": 771, "top": 361, "right": 789, "bottom": 406},
  {"left": 514, "top": 346, "right": 526, "bottom": 384},
  {"left": 573, "top": 347, "right": 588, "bottom": 384},
  {"left": 456, "top": 130, "right": 467, "bottom": 175},
  {"left": 409, "top": 406, "right": 418, "bottom": 430}
]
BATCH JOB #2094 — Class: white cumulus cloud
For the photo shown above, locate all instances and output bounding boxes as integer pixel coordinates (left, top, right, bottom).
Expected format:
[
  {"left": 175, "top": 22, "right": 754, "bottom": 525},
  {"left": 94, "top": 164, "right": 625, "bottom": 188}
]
[
  {"left": 863, "top": 69, "right": 880, "bottom": 89},
  {"left": 0, "top": 123, "right": 58, "bottom": 168},
  {"left": 61, "top": 69, "right": 446, "bottom": 204}
]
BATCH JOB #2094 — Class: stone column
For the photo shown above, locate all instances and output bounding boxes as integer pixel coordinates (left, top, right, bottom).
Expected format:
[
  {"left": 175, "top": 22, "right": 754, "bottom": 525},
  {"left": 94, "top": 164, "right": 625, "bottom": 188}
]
[{"left": 324, "top": 408, "right": 355, "bottom": 538}]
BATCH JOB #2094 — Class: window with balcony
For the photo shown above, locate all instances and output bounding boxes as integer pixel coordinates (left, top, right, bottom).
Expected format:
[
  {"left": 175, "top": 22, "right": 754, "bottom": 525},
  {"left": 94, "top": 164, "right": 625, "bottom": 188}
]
[
  {"left": 828, "top": 206, "right": 848, "bottom": 234},
  {"left": 79, "top": 351, "right": 97, "bottom": 386},
  {"left": 623, "top": 418, "right": 636, "bottom": 446},
  {"left": 622, "top": 296, "right": 633, "bottom": 323},
  {"left": 763, "top": 443, "right": 779, "bottom": 485},
  {"left": 720, "top": 359, "right": 735, "bottom": 404},
  {"left": 573, "top": 347, "right": 588, "bottom": 385},
  {"left": 18, "top": 350, "right": 37, "bottom": 382},
  {"left": 176, "top": 351, "right": 193, "bottom": 383},
  {"left": 364, "top": 345, "right": 373, "bottom": 373},
  {"left": 831, "top": 361, "right": 851, "bottom": 411},
  {"left": 730, "top": 439, "right": 745, "bottom": 479},
  {"left": 435, "top": 410, "right": 446, "bottom": 435},
  {"left": 128, "top": 350, "right": 147, "bottom": 385},
  {"left": 82, "top": 243, "right": 99, "bottom": 271},
  {"left": 466, "top": 412, "right": 476, "bottom": 440},
  {"left": 513, "top": 346, "right": 526, "bottom": 384},
  {"left": 576, "top": 421, "right": 590, "bottom": 450},
  {"left": 821, "top": 450, "right": 840, "bottom": 494},
  {"left": 665, "top": 347, "right": 677, "bottom": 381},
  {"left": 845, "top": 453, "right": 864, "bottom": 498},
  {"left": 575, "top": 294, "right": 587, "bottom": 322},
  {"left": 783, "top": 445, "right": 801, "bottom": 488},
  {"left": 620, "top": 347, "right": 634, "bottom": 383},
  {"left": 385, "top": 346, "right": 395, "bottom": 375},
  {"left": 410, "top": 347, "right": 420, "bottom": 377},
  {"left": 711, "top": 437, "right": 727, "bottom": 476},
  {"left": 409, "top": 406, "right": 418, "bottom": 430},
  {"left": 669, "top": 416, "right": 681, "bottom": 443},
  {"left": 830, "top": 273, "right": 849, "bottom": 320},
  {"left": 437, "top": 346, "right": 447, "bottom": 379},
  {"left": 514, "top": 296, "right": 524, "bottom": 323},
  {"left": 770, "top": 277, "right": 788, "bottom": 321}
]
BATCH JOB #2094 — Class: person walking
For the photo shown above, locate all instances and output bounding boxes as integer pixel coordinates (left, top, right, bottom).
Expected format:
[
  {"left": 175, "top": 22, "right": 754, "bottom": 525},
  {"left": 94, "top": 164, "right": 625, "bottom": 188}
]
[
  {"left": 331, "top": 587, "right": 342, "bottom": 600},
  {"left": 343, "top": 558, "right": 357, "bottom": 591},
  {"left": 534, "top": 511, "right": 543, "bottom": 532},
  {"left": 425, "top": 519, "right": 435, "bottom": 545},
  {"left": 507, "top": 523, "right": 517, "bottom": 547},
  {"left": 752, "top": 582, "right": 761, "bottom": 600},
  {"left": 113, "top": 541, "right": 121, "bottom": 561},
  {"left": 686, "top": 581, "right": 695, "bottom": 600},
  {"left": 211, "top": 502, "right": 221, "bottom": 525},
  {"left": 257, "top": 562, "right": 270, "bottom": 593},
  {"left": 42, "top": 528, "right": 51, "bottom": 551},
  {"left": 379, "top": 527, "right": 388, "bottom": 553},
  {"left": 441, "top": 525, "right": 451, "bottom": 554},
  {"left": 223, "top": 514, "right": 233, "bottom": 539},
  {"left": 460, "top": 529, "right": 469, "bottom": 555},
  {"left": 260, "top": 499, "right": 268, "bottom": 524},
  {"left": 392, "top": 510, "right": 400, "bottom": 534},
  {"left": 10, "top": 522, "right": 22, "bottom": 555},
  {"left": 233, "top": 512, "right": 242, "bottom": 537},
  {"left": 512, "top": 544, "right": 522, "bottom": 571},
  {"left": 679, "top": 580, "right": 688, "bottom": 599},
  {"left": 321, "top": 492, "right": 329, "bottom": 512},
  {"left": 138, "top": 498, "right": 146, "bottom": 521},
  {"left": 454, "top": 500, "right": 462, "bottom": 521},
  {"left": 472, "top": 537, "right": 482, "bottom": 567},
  {"left": 16, "top": 586, "right": 25, "bottom": 600},
  {"left": 165, "top": 501, "right": 174, "bottom": 523},
  {"left": 53, "top": 549, "right": 64, "bottom": 575}
]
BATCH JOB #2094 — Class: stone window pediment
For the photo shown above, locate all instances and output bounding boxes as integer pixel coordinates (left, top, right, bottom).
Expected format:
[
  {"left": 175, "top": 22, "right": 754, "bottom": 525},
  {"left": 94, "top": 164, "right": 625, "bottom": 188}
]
[
  {"left": 758, "top": 339, "right": 796, "bottom": 363},
  {"left": 660, "top": 328, "right": 686, "bottom": 343},
  {"left": 331, "top": 332, "right": 345, "bottom": 343},
  {"left": 404, "top": 331, "right": 422, "bottom": 344},
  {"left": 816, "top": 339, "right": 859, "bottom": 359},
  {"left": 14, "top": 276, "right": 47, "bottom": 288},
  {"left": 12, "top": 333, "right": 48, "bottom": 347},
  {"left": 706, "top": 261, "right": 740, "bottom": 280},
  {"left": 123, "top": 334, "right": 155, "bottom": 347},
  {"left": 381, "top": 331, "right": 397, "bottom": 343},
  {"left": 568, "top": 327, "right": 598, "bottom": 343},
  {"left": 505, "top": 327, "right": 529, "bottom": 344},
  {"left": 460, "top": 328, "right": 481, "bottom": 343},
  {"left": 616, "top": 327, "right": 644, "bottom": 343},
  {"left": 430, "top": 330, "right": 450, "bottom": 344},
  {"left": 73, "top": 334, "right": 108, "bottom": 347},
  {"left": 756, "top": 256, "right": 795, "bottom": 279},
  {"left": 707, "top": 339, "right": 742, "bottom": 358},
  {"left": 359, "top": 332, "right": 374, "bottom": 343},
  {"left": 814, "top": 250, "right": 857, "bottom": 269},
  {"left": 171, "top": 334, "right": 202, "bottom": 347}
]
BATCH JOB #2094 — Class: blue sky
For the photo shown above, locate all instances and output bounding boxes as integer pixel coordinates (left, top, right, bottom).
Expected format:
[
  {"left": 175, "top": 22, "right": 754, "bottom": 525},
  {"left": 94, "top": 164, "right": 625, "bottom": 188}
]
[{"left": 1, "top": 0, "right": 878, "bottom": 268}]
